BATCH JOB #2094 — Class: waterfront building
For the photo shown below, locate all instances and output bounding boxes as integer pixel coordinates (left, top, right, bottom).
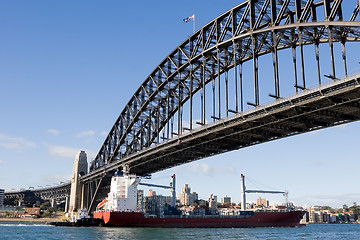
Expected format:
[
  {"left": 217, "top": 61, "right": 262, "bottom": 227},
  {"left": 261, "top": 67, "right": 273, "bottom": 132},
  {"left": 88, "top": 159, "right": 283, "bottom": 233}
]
[
  {"left": 329, "top": 214, "right": 338, "bottom": 223},
  {"left": 142, "top": 195, "right": 164, "bottom": 218},
  {"left": 308, "top": 209, "right": 318, "bottom": 223},
  {"left": 180, "top": 205, "right": 206, "bottom": 216},
  {"left": 218, "top": 206, "right": 241, "bottom": 216},
  {"left": 0, "top": 189, "right": 4, "bottom": 206},
  {"left": 24, "top": 207, "right": 41, "bottom": 217},
  {"left": 305, "top": 207, "right": 358, "bottom": 224}
]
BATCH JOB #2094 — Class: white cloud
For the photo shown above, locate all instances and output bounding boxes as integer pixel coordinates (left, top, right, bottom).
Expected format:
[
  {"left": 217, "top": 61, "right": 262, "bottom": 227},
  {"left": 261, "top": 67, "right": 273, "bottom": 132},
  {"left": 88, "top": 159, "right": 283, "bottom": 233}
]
[
  {"left": 293, "top": 193, "right": 360, "bottom": 208},
  {"left": 190, "top": 163, "right": 212, "bottom": 174},
  {"left": 48, "top": 129, "right": 60, "bottom": 135},
  {"left": 0, "top": 160, "right": 3, "bottom": 165},
  {"left": 44, "top": 143, "right": 98, "bottom": 161},
  {"left": 47, "top": 145, "right": 81, "bottom": 159},
  {"left": 76, "top": 130, "right": 96, "bottom": 137},
  {"left": 183, "top": 163, "right": 236, "bottom": 176},
  {"left": 44, "top": 174, "right": 72, "bottom": 183},
  {"left": 0, "top": 133, "right": 36, "bottom": 150},
  {"left": 100, "top": 131, "right": 107, "bottom": 136}
]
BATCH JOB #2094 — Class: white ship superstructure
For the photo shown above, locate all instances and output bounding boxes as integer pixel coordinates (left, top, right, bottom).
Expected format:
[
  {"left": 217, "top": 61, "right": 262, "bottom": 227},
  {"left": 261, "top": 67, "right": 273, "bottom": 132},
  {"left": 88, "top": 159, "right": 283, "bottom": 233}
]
[{"left": 103, "top": 171, "right": 140, "bottom": 212}]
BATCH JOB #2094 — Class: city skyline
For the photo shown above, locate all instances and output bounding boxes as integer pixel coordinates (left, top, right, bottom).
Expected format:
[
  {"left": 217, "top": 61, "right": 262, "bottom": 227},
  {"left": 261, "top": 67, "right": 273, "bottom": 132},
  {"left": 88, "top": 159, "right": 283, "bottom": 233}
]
[{"left": 1, "top": 0, "right": 360, "bottom": 209}]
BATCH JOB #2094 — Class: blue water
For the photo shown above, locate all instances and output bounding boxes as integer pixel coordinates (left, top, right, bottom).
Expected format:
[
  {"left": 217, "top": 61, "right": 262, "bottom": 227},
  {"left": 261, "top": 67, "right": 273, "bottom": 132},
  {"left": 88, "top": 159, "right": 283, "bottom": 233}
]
[{"left": 0, "top": 222, "right": 359, "bottom": 240}]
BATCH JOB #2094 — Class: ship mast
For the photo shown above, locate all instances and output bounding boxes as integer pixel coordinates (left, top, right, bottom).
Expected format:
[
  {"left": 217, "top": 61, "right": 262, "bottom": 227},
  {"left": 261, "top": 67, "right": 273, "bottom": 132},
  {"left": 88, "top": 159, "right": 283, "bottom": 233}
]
[{"left": 241, "top": 174, "right": 246, "bottom": 211}]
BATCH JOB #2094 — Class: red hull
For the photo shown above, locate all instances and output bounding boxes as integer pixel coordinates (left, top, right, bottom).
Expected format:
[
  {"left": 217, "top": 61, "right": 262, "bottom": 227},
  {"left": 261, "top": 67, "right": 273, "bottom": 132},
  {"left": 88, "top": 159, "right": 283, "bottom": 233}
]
[{"left": 93, "top": 211, "right": 305, "bottom": 228}]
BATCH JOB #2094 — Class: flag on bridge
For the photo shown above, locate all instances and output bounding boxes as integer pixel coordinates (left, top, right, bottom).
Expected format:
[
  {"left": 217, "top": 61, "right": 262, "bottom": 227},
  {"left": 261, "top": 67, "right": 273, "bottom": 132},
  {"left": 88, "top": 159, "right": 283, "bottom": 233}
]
[{"left": 183, "top": 14, "right": 195, "bottom": 23}]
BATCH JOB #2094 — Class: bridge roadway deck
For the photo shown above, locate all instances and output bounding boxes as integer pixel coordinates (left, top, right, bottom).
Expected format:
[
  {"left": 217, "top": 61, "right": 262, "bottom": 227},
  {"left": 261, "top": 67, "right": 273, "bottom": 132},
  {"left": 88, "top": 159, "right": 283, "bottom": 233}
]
[
  {"left": 5, "top": 74, "right": 360, "bottom": 204},
  {"left": 83, "top": 73, "right": 360, "bottom": 182},
  {"left": 4, "top": 183, "right": 70, "bottom": 203}
]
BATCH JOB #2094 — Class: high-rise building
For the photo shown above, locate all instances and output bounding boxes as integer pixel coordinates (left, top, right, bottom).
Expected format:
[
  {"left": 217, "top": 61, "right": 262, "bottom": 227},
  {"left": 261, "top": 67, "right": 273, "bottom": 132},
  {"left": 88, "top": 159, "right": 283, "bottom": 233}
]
[
  {"left": 178, "top": 184, "right": 198, "bottom": 206},
  {"left": 221, "top": 195, "right": 231, "bottom": 205},
  {"left": 208, "top": 194, "right": 217, "bottom": 209},
  {"left": 182, "top": 184, "right": 190, "bottom": 194},
  {"left": 256, "top": 197, "right": 269, "bottom": 207},
  {"left": 148, "top": 189, "right": 156, "bottom": 197},
  {"left": 0, "top": 189, "right": 4, "bottom": 206}
]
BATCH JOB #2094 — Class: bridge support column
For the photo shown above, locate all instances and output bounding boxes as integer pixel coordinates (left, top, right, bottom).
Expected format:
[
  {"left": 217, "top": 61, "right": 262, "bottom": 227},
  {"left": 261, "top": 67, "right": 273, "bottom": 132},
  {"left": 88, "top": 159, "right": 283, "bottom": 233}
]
[
  {"left": 80, "top": 182, "right": 88, "bottom": 209},
  {"left": 69, "top": 151, "right": 88, "bottom": 213},
  {"left": 64, "top": 196, "right": 69, "bottom": 213},
  {"left": 51, "top": 198, "right": 57, "bottom": 211},
  {"left": 18, "top": 198, "right": 23, "bottom": 207}
]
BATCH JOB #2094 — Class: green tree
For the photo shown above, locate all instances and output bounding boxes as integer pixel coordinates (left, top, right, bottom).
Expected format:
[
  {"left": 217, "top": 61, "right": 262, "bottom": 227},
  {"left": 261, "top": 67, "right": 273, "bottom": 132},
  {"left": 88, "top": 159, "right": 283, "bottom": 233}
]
[
  {"left": 349, "top": 202, "right": 359, "bottom": 215},
  {"left": 319, "top": 206, "right": 333, "bottom": 211},
  {"left": 40, "top": 201, "right": 51, "bottom": 210},
  {"left": 41, "top": 207, "right": 54, "bottom": 218}
]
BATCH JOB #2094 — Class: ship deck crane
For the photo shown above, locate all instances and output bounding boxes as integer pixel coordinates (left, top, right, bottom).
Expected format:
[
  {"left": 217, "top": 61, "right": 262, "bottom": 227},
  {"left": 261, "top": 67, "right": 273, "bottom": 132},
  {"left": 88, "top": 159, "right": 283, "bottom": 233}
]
[
  {"left": 241, "top": 174, "right": 288, "bottom": 211},
  {"left": 138, "top": 174, "right": 176, "bottom": 208}
]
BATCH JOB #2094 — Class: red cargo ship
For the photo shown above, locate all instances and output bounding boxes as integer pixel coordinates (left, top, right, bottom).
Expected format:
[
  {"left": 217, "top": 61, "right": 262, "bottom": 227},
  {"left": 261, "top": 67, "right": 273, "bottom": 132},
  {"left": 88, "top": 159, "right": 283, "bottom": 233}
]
[
  {"left": 92, "top": 171, "right": 305, "bottom": 228},
  {"left": 93, "top": 210, "right": 305, "bottom": 228}
]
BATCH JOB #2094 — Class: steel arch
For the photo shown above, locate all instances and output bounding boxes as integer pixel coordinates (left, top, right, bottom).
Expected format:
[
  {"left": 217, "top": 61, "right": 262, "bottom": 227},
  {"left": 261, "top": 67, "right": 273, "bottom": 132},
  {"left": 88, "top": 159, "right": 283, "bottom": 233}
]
[{"left": 90, "top": 0, "right": 360, "bottom": 172}]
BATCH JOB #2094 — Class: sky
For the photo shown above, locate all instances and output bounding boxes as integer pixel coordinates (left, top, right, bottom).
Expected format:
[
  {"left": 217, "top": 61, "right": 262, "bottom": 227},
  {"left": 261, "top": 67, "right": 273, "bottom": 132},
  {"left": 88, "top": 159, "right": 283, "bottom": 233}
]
[{"left": 0, "top": 0, "right": 359, "bottom": 209}]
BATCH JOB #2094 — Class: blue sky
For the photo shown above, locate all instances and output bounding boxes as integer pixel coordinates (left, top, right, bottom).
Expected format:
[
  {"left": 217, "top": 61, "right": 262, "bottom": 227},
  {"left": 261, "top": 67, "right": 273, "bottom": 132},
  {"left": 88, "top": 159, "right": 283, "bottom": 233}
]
[{"left": 1, "top": 0, "right": 359, "bottom": 209}]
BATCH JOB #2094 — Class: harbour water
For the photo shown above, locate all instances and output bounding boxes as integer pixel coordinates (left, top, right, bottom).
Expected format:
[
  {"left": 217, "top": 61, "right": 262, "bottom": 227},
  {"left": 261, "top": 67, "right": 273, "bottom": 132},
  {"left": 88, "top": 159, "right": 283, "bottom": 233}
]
[{"left": 0, "top": 222, "right": 359, "bottom": 240}]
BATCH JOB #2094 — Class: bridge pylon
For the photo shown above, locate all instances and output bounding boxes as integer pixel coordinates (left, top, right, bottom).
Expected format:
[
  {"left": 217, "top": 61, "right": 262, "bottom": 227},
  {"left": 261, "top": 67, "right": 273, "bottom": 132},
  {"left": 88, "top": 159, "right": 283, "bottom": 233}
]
[{"left": 68, "top": 151, "right": 88, "bottom": 213}]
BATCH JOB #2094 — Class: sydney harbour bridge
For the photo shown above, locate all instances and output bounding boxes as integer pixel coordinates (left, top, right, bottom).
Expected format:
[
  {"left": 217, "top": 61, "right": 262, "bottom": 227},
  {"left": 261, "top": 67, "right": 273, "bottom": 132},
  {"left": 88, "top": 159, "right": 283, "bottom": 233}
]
[{"left": 5, "top": 0, "right": 360, "bottom": 213}]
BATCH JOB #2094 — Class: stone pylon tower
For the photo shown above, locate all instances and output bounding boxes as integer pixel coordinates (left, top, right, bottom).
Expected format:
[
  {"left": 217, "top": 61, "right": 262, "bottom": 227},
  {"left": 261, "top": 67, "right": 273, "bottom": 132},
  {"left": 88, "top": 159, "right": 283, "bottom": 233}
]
[{"left": 69, "top": 150, "right": 88, "bottom": 213}]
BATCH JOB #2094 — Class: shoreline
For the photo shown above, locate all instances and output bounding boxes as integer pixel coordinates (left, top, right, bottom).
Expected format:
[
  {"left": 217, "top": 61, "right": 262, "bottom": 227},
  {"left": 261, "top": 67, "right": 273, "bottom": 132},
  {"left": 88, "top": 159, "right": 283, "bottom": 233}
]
[
  {"left": 1, "top": 217, "right": 358, "bottom": 225},
  {"left": 0, "top": 217, "right": 65, "bottom": 223}
]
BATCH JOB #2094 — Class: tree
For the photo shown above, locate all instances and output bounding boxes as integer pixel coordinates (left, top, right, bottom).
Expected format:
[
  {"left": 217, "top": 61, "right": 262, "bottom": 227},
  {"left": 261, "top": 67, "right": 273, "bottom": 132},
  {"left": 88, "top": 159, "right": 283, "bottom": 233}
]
[
  {"left": 41, "top": 207, "right": 54, "bottom": 218},
  {"left": 40, "top": 201, "right": 51, "bottom": 210},
  {"left": 319, "top": 206, "right": 333, "bottom": 211},
  {"left": 349, "top": 202, "right": 359, "bottom": 215}
]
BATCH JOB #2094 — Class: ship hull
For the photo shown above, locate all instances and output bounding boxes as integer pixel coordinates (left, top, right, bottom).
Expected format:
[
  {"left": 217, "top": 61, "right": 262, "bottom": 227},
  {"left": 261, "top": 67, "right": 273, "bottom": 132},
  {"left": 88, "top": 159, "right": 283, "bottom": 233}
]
[{"left": 93, "top": 211, "right": 305, "bottom": 228}]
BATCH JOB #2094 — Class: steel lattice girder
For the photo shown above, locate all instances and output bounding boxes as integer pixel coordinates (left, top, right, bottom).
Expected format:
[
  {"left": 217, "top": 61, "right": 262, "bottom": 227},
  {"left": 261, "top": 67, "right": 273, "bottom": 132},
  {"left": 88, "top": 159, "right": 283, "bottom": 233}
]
[
  {"left": 90, "top": 0, "right": 360, "bottom": 172},
  {"left": 81, "top": 73, "right": 360, "bottom": 179},
  {"left": 83, "top": 74, "right": 360, "bottom": 209}
]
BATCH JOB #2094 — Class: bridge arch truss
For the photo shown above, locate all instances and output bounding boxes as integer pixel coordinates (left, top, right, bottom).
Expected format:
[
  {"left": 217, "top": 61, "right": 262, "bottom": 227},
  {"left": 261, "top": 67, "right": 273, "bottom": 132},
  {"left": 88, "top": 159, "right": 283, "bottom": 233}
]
[{"left": 90, "top": 0, "right": 360, "bottom": 173}]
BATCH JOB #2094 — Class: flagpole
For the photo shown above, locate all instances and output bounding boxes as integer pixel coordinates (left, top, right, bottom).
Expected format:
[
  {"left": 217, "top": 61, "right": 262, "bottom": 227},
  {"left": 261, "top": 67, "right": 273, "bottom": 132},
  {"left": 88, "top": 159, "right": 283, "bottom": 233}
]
[{"left": 193, "top": 14, "right": 195, "bottom": 33}]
